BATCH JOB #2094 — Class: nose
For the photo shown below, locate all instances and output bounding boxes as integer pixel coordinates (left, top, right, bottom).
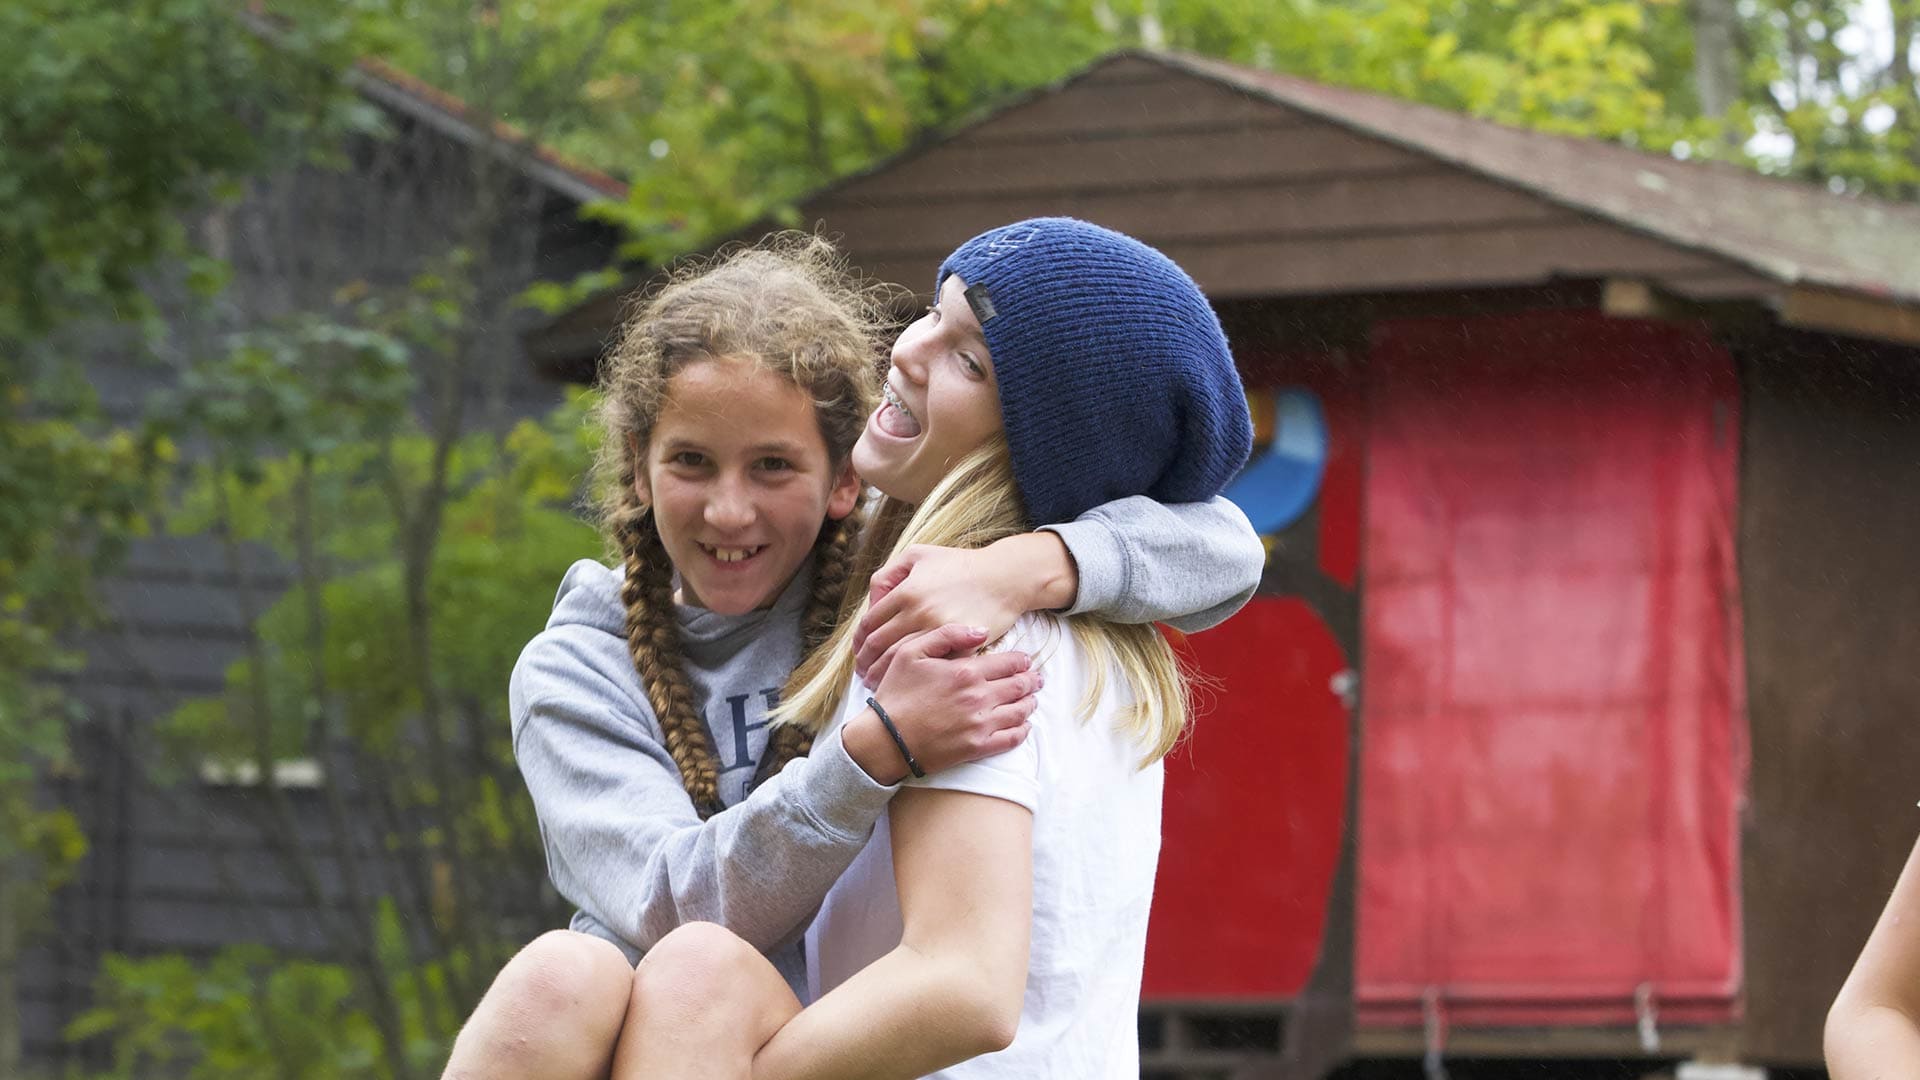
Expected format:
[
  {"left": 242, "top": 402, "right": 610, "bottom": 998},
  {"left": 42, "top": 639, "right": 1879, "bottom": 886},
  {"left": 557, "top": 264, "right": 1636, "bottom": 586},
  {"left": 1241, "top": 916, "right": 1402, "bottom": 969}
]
[
  {"left": 890, "top": 328, "right": 931, "bottom": 385},
  {"left": 704, "top": 471, "right": 756, "bottom": 532}
]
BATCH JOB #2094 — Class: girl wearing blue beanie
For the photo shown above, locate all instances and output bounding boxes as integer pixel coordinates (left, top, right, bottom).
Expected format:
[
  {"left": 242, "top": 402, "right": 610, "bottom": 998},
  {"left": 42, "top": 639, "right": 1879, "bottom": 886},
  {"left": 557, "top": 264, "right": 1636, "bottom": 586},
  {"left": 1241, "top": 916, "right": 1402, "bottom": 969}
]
[{"left": 616, "top": 218, "right": 1253, "bottom": 1080}]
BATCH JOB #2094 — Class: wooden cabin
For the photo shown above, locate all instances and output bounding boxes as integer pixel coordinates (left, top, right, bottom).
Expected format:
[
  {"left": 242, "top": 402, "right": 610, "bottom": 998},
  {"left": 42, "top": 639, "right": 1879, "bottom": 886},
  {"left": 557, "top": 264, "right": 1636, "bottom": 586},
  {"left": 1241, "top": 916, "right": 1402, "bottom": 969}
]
[{"left": 532, "top": 49, "right": 1920, "bottom": 1078}]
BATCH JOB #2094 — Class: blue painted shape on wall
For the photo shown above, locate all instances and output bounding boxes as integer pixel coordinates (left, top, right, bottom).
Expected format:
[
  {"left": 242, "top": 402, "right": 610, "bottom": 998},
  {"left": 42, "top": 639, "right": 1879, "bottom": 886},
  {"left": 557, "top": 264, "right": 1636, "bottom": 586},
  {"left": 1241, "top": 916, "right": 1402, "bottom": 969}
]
[{"left": 1225, "top": 389, "right": 1328, "bottom": 535}]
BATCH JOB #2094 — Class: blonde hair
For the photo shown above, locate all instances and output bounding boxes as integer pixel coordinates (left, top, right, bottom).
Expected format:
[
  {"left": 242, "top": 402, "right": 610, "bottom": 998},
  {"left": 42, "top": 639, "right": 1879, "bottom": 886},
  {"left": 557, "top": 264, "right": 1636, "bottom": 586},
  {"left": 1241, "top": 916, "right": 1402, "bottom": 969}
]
[
  {"left": 590, "top": 234, "right": 896, "bottom": 816},
  {"left": 774, "top": 440, "right": 1191, "bottom": 768}
]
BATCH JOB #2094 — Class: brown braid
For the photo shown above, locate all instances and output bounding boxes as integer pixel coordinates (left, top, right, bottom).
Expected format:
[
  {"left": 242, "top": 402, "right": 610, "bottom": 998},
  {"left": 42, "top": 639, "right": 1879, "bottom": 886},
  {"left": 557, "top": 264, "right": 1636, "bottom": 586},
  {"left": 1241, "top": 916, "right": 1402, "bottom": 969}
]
[
  {"left": 803, "top": 501, "right": 867, "bottom": 654},
  {"left": 616, "top": 496, "right": 726, "bottom": 818}
]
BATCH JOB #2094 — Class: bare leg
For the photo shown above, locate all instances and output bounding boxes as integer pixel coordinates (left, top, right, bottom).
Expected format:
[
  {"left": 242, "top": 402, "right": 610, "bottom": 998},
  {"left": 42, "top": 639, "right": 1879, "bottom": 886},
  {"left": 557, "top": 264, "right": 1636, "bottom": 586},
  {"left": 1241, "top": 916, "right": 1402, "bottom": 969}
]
[
  {"left": 442, "top": 929, "right": 635, "bottom": 1080},
  {"left": 611, "top": 922, "right": 802, "bottom": 1080}
]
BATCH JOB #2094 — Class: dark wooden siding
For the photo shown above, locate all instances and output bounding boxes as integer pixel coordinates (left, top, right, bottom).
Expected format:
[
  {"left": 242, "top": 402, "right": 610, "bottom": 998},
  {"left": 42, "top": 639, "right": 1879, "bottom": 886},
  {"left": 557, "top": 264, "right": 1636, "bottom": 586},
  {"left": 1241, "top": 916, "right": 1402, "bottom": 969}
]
[
  {"left": 797, "top": 55, "right": 1755, "bottom": 305},
  {"left": 1735, "top": 331, "right": 1920, "bottom": 1065},
  {"left": 29, "top": 103, "right": 618, "bottom": 1069}
]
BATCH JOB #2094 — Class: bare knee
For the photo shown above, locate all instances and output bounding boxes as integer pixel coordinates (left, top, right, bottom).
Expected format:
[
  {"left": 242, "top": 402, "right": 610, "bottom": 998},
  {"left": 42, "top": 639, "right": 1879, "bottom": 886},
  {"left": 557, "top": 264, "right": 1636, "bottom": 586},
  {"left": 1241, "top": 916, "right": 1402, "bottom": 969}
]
[
  {"left": 616, "top": 923, "right": 797, "bottom": 1075},
  {"left": 508, "top": 929, "right": 636, "bottom": 1019},
  {"left": 446, "top": 930, "right": 633, "bottom": 1078},
  {"left": 639, "top": 922, "right": 757, "bottom": 973},
  {"left": 636, "top": 922, "right": 808, "bottom": 1025}
]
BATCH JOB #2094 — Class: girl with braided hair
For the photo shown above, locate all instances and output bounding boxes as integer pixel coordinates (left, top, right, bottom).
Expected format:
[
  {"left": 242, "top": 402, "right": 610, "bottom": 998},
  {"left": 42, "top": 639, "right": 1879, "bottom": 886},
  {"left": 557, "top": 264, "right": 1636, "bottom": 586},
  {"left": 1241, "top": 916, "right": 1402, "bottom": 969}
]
[
  {"left": 612, "top": 218, "right": 1259, "bottom": 1080},
  {"left": 441, "top": 232, "right": 1264, "bottom": 1080}
]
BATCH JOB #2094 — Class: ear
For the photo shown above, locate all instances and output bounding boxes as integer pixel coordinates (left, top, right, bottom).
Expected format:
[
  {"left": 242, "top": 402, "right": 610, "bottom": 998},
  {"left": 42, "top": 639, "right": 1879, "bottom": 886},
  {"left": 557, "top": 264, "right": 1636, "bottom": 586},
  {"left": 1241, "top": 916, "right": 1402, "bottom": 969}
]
[
  {"left": 627, "top": 432, "right": 651, "bottom": 506},
  {"left": 826, "top": 458, "right": 861, "bottom": 521}
]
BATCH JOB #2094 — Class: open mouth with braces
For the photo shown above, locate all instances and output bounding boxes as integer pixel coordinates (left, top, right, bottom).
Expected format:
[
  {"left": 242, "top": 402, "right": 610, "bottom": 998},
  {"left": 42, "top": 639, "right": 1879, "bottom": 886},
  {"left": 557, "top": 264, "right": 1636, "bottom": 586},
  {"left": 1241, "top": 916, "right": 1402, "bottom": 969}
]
[{"left": 879, "top": 381, "right": 922, "bottom": 437}]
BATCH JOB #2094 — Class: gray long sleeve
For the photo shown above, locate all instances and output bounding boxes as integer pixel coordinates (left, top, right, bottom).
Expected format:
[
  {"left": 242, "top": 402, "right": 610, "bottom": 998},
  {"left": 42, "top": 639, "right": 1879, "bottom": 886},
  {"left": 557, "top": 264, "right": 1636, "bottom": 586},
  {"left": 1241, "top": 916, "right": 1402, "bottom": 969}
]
[
  {"left": 1046, "top": 494, "right": 1264, "bottom": 632},
  {"left": 509, "top": 560, "right": 893, "bottom": 988},
  {"left": 512, "top": 659, "right": 888, "bottom": 956}
]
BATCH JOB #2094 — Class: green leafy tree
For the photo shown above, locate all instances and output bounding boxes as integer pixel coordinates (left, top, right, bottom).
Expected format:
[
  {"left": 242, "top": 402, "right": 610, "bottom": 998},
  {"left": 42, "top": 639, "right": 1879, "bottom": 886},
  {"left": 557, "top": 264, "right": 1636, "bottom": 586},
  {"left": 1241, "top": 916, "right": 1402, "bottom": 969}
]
[
  {"left": 498, "top": 0, "right": 1678, "bottom": 258},
  {"left": 370, "top": 0, "right": 1907, "bottom": 262},
  {"left": 110, "top": 260, "right": 604, "bottom": 1079},
  {"left": 72, "top": 7, "right": 633, "bottom": 1063},
  {"left": 0, "top": 412, "right": 159, "bottom": 1080},
  {"left": 1733, "top": 0, "right": 1920, "bottom": 195},
  {"left": 0, "top": 0, "right": 367, "bottom": 347},
  {"left": 0, "top": 1, "right": 365, "bottom": 1073},
  {"left": 17, "top": 1, "right": 622, "bottom": 1072}
]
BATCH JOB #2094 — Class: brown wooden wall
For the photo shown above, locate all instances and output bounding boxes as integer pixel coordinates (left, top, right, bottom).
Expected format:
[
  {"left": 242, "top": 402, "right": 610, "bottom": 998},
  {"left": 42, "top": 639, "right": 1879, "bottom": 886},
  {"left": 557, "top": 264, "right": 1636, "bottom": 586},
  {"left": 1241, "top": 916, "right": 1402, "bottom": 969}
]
[
  {"left": 1735, "top": 329, "right": 1920, "bottom": 1064},
  {"left": 797, "top": 56, "right": 1767, "bottom": 306}
]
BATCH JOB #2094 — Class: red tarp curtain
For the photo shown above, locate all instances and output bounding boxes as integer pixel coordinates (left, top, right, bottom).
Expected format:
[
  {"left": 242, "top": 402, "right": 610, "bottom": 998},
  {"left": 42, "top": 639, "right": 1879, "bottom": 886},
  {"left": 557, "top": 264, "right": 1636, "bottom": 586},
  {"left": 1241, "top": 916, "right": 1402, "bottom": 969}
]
[{"left": 1358, "top": 311, "right": 1747, "bottom": 1029}]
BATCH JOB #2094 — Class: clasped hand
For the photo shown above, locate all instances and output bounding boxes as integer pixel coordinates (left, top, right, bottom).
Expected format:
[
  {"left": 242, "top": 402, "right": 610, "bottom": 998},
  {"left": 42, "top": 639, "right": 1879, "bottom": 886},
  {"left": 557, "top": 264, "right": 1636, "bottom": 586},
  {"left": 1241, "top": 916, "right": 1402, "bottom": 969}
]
[{"left": 853, "top": 544, "right": 1050, "bottom": 779}]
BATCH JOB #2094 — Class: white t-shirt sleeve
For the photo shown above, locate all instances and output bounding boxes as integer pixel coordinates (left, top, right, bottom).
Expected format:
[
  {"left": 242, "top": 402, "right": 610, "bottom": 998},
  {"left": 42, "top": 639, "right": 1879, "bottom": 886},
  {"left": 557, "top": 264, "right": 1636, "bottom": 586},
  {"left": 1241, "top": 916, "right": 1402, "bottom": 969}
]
[
  {"left": 902, "top": 614, "right": 1060, "bottom": 813},
  {"left": 908, "top": 737, "right": 1041, "bottom": 811}
]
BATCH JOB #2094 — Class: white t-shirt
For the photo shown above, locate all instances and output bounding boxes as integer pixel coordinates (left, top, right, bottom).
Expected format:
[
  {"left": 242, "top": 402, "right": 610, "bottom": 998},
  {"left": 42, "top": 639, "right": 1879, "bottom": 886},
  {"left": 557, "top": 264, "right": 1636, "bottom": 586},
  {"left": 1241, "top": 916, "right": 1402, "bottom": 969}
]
[{"left": 805, "top": 615, "right": 1166, "bottom": 1079}]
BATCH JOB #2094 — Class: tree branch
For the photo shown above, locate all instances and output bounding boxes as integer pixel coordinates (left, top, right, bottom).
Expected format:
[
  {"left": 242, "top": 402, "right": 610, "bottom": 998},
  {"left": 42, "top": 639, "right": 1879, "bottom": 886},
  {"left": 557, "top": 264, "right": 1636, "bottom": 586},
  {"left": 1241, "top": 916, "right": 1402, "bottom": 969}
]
[{"left": 293, "top": 452, "right": 417, "bottom": 1080}]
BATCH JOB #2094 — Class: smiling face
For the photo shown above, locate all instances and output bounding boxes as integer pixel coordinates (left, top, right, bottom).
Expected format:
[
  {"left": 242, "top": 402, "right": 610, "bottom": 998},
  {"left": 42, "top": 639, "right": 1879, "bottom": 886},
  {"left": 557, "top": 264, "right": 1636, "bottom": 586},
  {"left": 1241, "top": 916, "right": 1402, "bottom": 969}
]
[
  {"left": 853, "top": 274, "right": 1007, "bottom": 503},
  {"left": 633, "top": 357, "right": 860, "bottom": 614}
]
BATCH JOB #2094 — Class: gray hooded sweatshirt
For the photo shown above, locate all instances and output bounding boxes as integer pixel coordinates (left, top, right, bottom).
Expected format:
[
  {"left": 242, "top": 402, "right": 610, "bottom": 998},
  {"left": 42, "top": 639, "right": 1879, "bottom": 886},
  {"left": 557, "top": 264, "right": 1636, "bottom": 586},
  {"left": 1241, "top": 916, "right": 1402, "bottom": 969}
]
[{"left": 508, "top": 494, "right": 1264, "bottom": 998}]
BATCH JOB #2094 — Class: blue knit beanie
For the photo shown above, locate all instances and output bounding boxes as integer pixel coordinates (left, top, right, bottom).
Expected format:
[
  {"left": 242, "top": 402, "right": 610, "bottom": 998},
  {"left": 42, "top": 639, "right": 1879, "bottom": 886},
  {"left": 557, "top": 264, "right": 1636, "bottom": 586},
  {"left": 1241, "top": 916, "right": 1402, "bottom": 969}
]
[{"left": 936, "top": 217, "right": 1252, "bottom": 526}]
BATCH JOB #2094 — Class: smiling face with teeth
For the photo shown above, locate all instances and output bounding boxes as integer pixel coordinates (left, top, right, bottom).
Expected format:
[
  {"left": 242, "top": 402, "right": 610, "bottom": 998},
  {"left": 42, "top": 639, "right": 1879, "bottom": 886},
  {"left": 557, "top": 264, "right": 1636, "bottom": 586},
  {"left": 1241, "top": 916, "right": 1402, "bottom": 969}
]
[
  {"left": 853, "top": 274, "right": 1006, "bottom": 504},
  {"left": 633, "top": 357, "right": 861, "bottom": 614}
]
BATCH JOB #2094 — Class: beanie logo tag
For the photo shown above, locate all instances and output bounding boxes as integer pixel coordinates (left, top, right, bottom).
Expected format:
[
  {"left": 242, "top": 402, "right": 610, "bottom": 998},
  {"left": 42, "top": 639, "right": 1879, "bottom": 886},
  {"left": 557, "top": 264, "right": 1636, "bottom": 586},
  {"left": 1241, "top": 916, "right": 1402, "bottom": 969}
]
[
  {"left": 964, "top": 284, "right": 998, "bottom": 324},
  {"left": 983, "top": 222, "right": 1041, "bottom": 257}
]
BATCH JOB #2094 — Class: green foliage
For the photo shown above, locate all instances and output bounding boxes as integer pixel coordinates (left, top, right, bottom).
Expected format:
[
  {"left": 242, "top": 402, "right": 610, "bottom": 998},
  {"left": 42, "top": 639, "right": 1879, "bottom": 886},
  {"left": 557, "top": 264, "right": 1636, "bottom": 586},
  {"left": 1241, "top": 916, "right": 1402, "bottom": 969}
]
[
  {"left": 0, "top": 403, "right": 164, "bottom": 960},
  {"left": 140, "top": 260, "right": 602, "bottom": 1070},
  {"left": 0, "top": 415, "right": 162, "bottom": 753},
  {"left": 370, "top": 899, "right": 466, "bottom": 1073},
  {"left": 153, "top": 260, "right": 600, "bottom": 764},
  {"left": 156, "top": 398, "right": 602, "bottom": 766},
  {"left": 65, "top": 946, "right": 386, "bottom": 1080},
  {"left": 1119, "top": 0, "right": 1690, "bottom": 144},
  {"left": 1737, "top": 0, "right": 1920, "bottom": 195},
  {"left": 0, "top": 0, "right": 372, "bottom": 349},
  {"left": 3, "top": 4, "right": 583, "bottom": 1076},
  {"left": 587, "top": 0, "right": 1118, "bottom": 259},
  {"left": 0, "top": 786, "right": 87, "bottom": 945},
  {"left": 0, "top": 8, "right": 376, "bottom": 1064},
  {"left": 519, "top": 267, "right": 624, "bottom": 317},
  {"left": 0, "top": 0, "right": 377, "bottom": 751},
  {"left": 61, "top": 900, "right": 471, "bottom": 1078},
  {"left": 1113, "top": 0, "right": 1917, "bottom": 194}
]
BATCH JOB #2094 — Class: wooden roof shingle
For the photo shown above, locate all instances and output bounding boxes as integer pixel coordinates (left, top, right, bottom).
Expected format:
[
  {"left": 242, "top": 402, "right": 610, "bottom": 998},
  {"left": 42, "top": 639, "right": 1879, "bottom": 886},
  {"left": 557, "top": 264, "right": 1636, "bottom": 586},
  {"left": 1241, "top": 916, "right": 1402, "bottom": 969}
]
[
  {"left": 351, "top": 57, "right": 629, "bottom": 205},
  {"left": 530, "top": 47, "right": 1920, "bottom": 365},
  {"left": 1162, "top": 50, "right": 1920, "bottom": 306}
]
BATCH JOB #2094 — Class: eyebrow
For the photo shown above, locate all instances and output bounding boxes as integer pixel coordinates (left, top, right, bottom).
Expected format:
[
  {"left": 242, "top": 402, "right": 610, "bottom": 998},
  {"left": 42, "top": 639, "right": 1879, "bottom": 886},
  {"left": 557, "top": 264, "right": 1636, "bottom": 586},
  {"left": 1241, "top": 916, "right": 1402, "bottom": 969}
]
[
  {"left": 944, "top": 299, "right": 990, "bottom": 354},
  {"left": 957, "top": 321, "right": 989, "bottom": 354},
  {"left": 659, "top": 436, "right": 810, "bottom": 457}
]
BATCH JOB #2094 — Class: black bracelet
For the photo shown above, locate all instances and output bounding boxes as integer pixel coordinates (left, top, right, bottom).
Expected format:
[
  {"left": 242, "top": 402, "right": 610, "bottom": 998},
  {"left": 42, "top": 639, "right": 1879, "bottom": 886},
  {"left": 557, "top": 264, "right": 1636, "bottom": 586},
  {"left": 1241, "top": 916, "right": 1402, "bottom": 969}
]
[{"left": 866, "top": 696, "right": 925, "bottom": 780}]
